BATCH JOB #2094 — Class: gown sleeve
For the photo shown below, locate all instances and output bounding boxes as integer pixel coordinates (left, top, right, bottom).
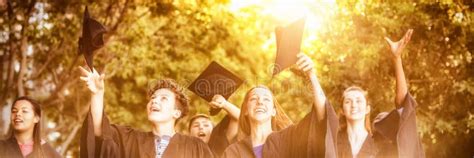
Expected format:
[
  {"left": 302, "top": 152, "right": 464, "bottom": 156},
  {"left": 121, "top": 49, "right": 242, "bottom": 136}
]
[
  {"left": 80, "top": 111, "right": 146, "bottom": 158},
  {"left": 208, "top": 115, "right": 234, "bottom": 157},
  {"left": 373, "top": 93, "right": 425, "bottom": 158},
  {"left": 263, "top": 101, "right": 339, "bottom": 158}
]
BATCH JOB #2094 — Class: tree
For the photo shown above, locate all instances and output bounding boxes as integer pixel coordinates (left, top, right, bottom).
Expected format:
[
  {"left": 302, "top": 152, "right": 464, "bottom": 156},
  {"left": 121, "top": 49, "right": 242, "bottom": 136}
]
[{"left": 0, "top": 0, "right": 472, "bottom": 157}]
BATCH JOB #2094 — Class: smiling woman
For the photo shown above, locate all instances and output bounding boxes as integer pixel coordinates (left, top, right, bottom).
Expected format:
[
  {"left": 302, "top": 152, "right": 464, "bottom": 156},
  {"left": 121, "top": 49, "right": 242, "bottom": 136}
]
[
  {"left": 238, "top": 86, "right": 292, "bottom": 137},
  {"left": 222, "top": 53, "right": 337, "bottom": 158},
  {"left": 0, "top": 96, "right": 61, "bottom": 158}
]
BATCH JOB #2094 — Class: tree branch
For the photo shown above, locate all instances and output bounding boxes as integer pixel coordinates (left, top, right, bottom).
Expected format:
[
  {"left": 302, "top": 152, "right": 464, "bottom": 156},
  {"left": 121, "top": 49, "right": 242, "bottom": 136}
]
[
  {"left": 17, "top": 37, "right": 28, "bottom": 96},
  {"left": 58, "top": 124, "right": 81, "bottom": 155}
]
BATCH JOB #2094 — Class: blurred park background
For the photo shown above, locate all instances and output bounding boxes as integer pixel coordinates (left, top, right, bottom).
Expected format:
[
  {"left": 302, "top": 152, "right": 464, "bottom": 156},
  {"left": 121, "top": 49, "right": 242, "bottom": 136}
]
[{"left": 1, "top": 0, "right": 473, "bottom": 157}]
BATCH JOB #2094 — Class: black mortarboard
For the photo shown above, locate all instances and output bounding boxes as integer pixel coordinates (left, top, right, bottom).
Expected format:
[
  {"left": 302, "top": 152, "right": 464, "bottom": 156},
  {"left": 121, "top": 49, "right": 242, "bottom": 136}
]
[
  {"left": 188, "top": 61, "right": 243, "bottom": 115},
  {"left": 78, "top": 6, "right": 107, "bottom": 70},
  {"left": 272, "top": 18, "right": 306, "bottom": 76}
]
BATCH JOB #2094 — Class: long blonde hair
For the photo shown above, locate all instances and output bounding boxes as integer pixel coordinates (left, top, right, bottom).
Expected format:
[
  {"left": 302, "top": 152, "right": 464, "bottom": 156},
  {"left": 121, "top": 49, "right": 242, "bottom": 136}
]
[{"left": 238, "top": 85, "right": 293, "bottom": 136}]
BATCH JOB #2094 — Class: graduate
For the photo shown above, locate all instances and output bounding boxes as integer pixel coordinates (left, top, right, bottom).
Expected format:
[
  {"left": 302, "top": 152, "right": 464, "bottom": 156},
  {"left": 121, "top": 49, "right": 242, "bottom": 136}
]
[
  {"left": 188, "top": 95, "right": 240, "bottom": 144},
  {"left": 186, "top": 61, "right": 244, "bottom": 157},
  {"left": 0, "top": 96, "right": 62, "bottom": 158},
  {"left": 222, "top": 53, "right": 338, "bottom": 158},
  {"left": 78, "top": 67, "right": 213, "bottom": 158},
  {"left": 313, "top": 29, "right": 425, "bottom": 157},
  {"left": 188, "top": 114, "right": 214, "bottom": 143},
  {"left": 188, "top": 94, "right": 241, "bottom": 156}
]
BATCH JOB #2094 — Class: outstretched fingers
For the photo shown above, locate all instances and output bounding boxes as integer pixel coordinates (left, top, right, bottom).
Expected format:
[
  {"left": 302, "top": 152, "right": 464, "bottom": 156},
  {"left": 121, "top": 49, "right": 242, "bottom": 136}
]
[
  {"left": 384, "top": 37, "right": 393, "bottom": 45},
  {"left": 79, "top": 66, "right": 91, "bottom": 76}
]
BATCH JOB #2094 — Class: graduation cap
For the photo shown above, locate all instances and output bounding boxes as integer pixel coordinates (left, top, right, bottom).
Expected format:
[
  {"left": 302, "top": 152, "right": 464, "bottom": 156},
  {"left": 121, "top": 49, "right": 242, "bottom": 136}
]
[
  {"left": 188, "top": 61, "right": 243, "bottom": 115},
  {"left": 272, "top": 18, "right": 306, "bottom": 76},
  {"left": 78, "top": 6, "right": 107, "bottom": 70}
]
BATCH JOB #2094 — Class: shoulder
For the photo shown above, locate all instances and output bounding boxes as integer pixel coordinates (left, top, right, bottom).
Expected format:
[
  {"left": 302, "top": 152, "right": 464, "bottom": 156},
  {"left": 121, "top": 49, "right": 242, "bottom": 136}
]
[
  {"left": 223, "top": 142, "right": 242, "bottom": 155},
  {"left": 0, "top": 139, "right": 7, "bottom": 144},
  {"left": 174, "top": 133, "right": 201, "bottom": 141},
  {"left": 0, "top": 139, "right": 8, "bottom": 151},
  {"left": 265, "top": 131, "right": 281, "bottom": 144},
  {"left": 226, "top": 140, "right": 242, "bottom": 149},
  {"left": 226, "top": 138, "right": 251, "bottom": 152},
  {"left": 173, "top": 133, "right": 208, "bottom": 146},
  {"left": 110, "top": 124, "right": 149, "bottom": 136},
  {"left": 0, "top": 138, "right": 15, "bottom": 149}
]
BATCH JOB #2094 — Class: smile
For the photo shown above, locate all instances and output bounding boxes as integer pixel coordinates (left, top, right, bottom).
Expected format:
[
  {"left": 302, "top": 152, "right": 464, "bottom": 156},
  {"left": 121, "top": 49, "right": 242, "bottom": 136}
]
[
  {"left": 150, "top": 107, "right": 161, "bottom": 112},
  {"left": 255, "top": 107, "right": 267, "bottom": 113},
  {"left": 13, "top": 119, "right": 23, "bottom": 124},
  {"left": 350, "top": 110, "right": 359, "bottom": 114}
]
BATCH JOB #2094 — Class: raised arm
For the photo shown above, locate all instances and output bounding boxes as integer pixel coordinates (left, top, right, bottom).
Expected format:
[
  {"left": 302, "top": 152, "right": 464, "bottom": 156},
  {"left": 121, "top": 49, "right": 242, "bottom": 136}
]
[
  {"left": 210, "top": 95, "right": 240, "bottom": 141},
  {"left": 384, "top": 29, "right": 413, "bottom": 107},
  {"left": 79, "top": 66, "right": 105, "bottom": 136},
  {"left": 210, "top": 95, "right": 240, "bottom": 120},
  {"left": 296, "top": 53, "right": 326, "bottom": 121}
]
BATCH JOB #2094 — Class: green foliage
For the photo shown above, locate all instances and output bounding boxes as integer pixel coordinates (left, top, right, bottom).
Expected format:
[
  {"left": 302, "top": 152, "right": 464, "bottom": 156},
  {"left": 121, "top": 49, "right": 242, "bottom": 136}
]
[{"left": 0, "top": 0, "right": 472, "bottom": 157}]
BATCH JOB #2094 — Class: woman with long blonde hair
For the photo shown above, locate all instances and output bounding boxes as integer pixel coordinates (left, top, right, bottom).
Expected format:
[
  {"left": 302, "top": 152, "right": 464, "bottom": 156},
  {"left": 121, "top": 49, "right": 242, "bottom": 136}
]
[{"left": 223, "top": 53, "right": 336, "bottom": 158}]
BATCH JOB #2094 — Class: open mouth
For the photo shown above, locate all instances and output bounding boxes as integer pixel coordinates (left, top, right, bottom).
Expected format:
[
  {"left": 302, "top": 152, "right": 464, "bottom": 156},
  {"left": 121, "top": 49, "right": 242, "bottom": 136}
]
[
  {"left": 350, "top": 110, "right": 359, "bottom": 114},
  {"left": 13, "top": 119, "right": 23, "bottom": 124},
  {"left": 197, "top": 132, "right": 206, "bottom": 137},
  {"left": 150, "top": 107, "right": 161, "bottom": 112},
  {"left": 255, "top": 107, "right": 267, "bottom": 113}
]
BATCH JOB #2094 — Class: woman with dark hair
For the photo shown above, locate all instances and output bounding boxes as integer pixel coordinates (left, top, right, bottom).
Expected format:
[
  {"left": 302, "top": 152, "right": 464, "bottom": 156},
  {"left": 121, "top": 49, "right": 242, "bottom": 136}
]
[
  {"left": 315, "top": 29, "right": 425, "bottom": 157},
  {"left": 222, "top": 53, "right": 338, "bottom": 158},
  {"left": 0, "top": 96, "right": 61, "bottom": 158}
]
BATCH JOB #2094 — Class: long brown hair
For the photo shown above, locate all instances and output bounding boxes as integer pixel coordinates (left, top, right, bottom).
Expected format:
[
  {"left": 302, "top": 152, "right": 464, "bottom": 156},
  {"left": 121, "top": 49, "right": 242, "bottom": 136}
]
[
  {"left": 339, "top": 86, "right": 372, "bottom": 135},
  {"left": 9, "top": 96, "right": 44, "bottom": 158},
  {"left": 238, "top": 85, "right": 293, "bottom": 136}
]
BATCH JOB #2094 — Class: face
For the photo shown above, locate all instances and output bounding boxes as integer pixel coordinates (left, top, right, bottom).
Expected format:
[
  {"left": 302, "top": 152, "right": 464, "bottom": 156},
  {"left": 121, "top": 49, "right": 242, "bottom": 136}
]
[
  {"left": 342, "top": 90, "right": 370, "bottom": 121},
  {"left": 147, "top": 88, "right": 182, "bottom": 124},
  {"left": 245, "top": 88, "right": 276, "bottom": 124},
  {"left": 189, "top": 117, "right": 213, "bottom": 143},
  {"left": 11, "top": 100, "right": 39, "bottom": 133}
]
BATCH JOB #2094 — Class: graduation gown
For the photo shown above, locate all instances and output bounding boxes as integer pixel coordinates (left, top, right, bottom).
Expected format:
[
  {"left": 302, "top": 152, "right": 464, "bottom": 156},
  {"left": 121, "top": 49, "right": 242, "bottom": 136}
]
[
  {"left": 208, "top": 116, "right": 236, "bottom": 157},
  {"left": 337, "top": 130, "right": 377, "bottom": 158},
  {"left": 223, "top": 102, "right": 339, "bottom": 158},
  {"left": 80, "top": 112, "right": 214, "bottom": 158},
  {"left": 0, "top": 137, "right": 62, "bottom": 158},
  {"left": 335, "top": 94, "right": 425, "bottom": 158}
]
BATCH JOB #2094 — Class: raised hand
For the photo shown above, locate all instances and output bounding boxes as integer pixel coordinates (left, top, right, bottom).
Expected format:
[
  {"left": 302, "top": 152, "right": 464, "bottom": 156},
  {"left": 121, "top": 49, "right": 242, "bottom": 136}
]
[
  {"left": 209, "top": 94, "right": 228, "bottom": 109},
  {"left": 79, "top": 66, "right": 105, "bottom": 94},
  {"left": 296, "top": 53, "right": 315, "bottom": 76},
  {"left": 384, "top": 29, "right": 413, "bottom": 59},
  {"left": 385, "top": 30, "right": 412, "bottom": 106}
]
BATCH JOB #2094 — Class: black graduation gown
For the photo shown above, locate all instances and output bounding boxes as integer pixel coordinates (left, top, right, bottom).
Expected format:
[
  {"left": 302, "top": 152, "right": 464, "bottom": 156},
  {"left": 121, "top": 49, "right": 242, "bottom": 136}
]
[
  {"left": 223, "top": 103, "right": 339, "bottom": 158},
  {"left": 334, "top": 93, "right": 425, "bottom": 158},
  {"left": 0, "top": 137, "right": 62, "bottom": 158},
  {"left": 337, "top": 130, "right": 377, "bottom": 158},
  {"left": 373, "top": 93, "right": 425, "bottom": 158},
  {"left": 208, "top": 116, "right": 236, "bottom": 157},
  {"left": 80, "top": 112, "right": 214, "bottom": 158}
]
